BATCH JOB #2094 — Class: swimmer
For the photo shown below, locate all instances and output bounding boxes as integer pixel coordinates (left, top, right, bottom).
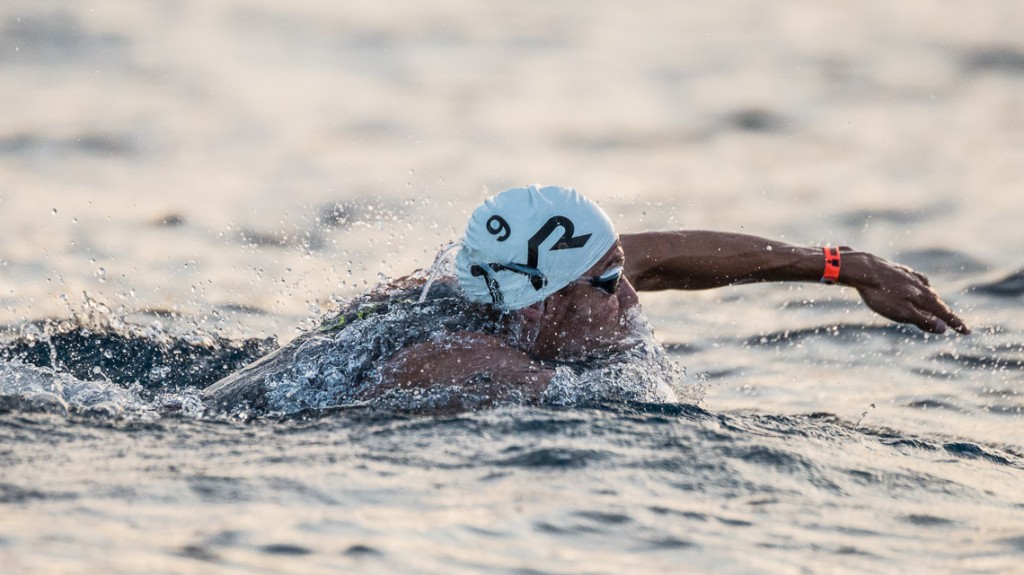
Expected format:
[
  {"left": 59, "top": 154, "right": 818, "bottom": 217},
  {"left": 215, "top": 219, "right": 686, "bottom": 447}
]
[
  {"left": 371, "top": 185, "right": 969, "bottom": 401},
  {"left": 203, "top": 185, "right": 969, "bottom": 412}
]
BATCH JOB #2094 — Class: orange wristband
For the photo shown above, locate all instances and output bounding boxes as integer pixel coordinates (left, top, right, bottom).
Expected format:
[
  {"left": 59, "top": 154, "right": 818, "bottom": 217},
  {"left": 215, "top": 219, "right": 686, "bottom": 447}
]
[{"left": 821, "top": 247, "right": 841, "bottom": 285}]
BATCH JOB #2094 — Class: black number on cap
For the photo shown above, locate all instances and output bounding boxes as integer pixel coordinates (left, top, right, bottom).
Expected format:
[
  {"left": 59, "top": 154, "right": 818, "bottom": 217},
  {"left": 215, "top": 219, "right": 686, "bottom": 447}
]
[{"left": 486, "top": 215, "right": 511, "bottom": 241}]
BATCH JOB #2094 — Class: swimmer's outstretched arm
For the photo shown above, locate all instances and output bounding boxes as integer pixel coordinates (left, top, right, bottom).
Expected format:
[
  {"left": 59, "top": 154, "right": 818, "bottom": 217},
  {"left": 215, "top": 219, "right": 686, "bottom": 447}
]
[{"left": 619, "top": 231, "right": 970, "bottom": 335}]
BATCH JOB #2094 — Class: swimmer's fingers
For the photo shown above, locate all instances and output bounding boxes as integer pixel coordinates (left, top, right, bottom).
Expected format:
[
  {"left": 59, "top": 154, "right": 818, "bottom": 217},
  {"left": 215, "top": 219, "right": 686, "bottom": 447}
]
[
  {"left": 904, "top": 300, "right": 959, "bottom": 334},
  {"left": 914, "top": 288, "right": 971, "bottom": 335},
  {"left": 859, "top": 289, "right": 943, "bottom": 334},
  {"left": 855, "top": 278, "right": 970, "bottom": 335},
  {"left": 900, "top": 271, "right": 971, "bottom": 334}
]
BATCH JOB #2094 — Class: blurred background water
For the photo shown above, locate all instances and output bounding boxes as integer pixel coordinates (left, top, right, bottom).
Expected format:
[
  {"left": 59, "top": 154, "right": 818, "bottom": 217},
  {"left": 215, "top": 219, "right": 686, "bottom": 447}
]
[{"left": 1, "top": 1, "right": 1023, "bottom": 573}]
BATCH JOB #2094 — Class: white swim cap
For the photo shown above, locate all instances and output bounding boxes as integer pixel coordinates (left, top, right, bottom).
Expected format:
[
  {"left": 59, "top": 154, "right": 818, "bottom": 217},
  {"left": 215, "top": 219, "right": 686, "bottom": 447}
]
[{"left": 456, "top": 185, "right": 617, "bottom": 310}]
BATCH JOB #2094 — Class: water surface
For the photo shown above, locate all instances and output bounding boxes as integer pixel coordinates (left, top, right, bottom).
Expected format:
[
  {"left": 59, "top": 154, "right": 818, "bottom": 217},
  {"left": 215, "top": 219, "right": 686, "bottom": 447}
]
[{"left": 2, "top": 1, "right": 1023, "bottom": 573}]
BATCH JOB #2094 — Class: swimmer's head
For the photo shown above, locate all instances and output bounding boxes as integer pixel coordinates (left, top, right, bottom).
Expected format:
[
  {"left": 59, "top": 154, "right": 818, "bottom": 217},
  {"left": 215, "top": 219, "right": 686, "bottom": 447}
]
[{"left": 456, "top": 185, "right": 617, "bottom": 310}]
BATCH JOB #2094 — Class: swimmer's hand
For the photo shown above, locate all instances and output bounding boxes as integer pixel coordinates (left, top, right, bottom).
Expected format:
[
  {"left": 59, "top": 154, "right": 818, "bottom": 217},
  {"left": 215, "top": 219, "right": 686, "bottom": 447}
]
[{"left": 840, "top": 248, "right": 971, "bottom": 335}]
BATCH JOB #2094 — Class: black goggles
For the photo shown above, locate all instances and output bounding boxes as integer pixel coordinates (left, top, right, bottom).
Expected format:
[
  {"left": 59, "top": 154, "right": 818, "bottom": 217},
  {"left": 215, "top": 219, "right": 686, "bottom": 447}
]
[{"left": 576, "top": 265, "right": 623, "bottom": 295}]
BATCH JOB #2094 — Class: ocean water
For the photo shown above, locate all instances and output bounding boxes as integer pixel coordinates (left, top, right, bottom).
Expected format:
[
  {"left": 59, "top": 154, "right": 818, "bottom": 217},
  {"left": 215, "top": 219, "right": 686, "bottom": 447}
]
[{"left": 2, "top": 1, "right": 1024, "bottom": 573}]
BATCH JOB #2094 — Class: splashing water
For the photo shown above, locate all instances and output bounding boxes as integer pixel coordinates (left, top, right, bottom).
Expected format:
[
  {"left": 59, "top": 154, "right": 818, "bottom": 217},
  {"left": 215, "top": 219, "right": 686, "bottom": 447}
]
[
  {"left": 0, "top": 298, "right": 275, "bottom": 418},
  {"left": 417, "top": 240, "right": 461, "bottom": 303},
  {"left": 1, "top": 272, "right": 693, "bottom": 420},
  {"left": 0, "top": 360, "right": 147, "bottom": 418},
  {"left": 544, "top": 307, "right": 691, "bottom": 406}
]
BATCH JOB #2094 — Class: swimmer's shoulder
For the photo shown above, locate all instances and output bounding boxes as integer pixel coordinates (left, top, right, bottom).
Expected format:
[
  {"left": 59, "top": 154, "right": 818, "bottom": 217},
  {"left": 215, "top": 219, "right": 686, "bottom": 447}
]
[{"left": 368, "top": 330, "right": 553, "bottom": 405}]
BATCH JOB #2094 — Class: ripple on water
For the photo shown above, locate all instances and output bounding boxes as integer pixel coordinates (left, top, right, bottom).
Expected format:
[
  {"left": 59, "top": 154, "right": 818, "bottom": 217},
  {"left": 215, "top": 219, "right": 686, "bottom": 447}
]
[
  {"left": 175, "top": 545, "right": 218, "bottom": 562},
  {"left": 573, "top": 510, "right": 634, "bottom": 525},
  {"left": 492, "top": 447, "right": 611, "bottom": 469},
  {"left": 999, "top": 535, "right": 1024, "bottom": 552},
  {"left": 932, "top": 350, "right": 1024, "bottom": 371},
  {"left": 942, "top": 442, "right": 1015, "bottom": 466},
  {"left": 963, "top": 46, "right": 1024, "bottom": 76},
  {"left": 534, "top": 521, "right": 601, "bottom": 536},
  {"left": 0, "top": 482, "right": 74, "bottom": 504},
  {"left": 892, "top": 248, "right": 991, "bottom": 277},
  {"left": 745, "top": 323, "right": 928, "bottom": 348},
  {"left": 343, "top": 544, "right": 383, "bottom": 557},
  {"left": 643, "top": 536, "right": 697, "bottom": 550},
  {"left": 648, "top": 506, "right": 709, "bottom": 522},
  {"left": 969, "top": 269, "right": 1024, "bottom": 296},
  {"left": 258, "top": 543, "right": 313, "bottom": 556},
  {"left": 900, "top": 514, "right": 957, "bottom": 527},
  {"left": 905, "top": 398, "right": 966, "bottom": 412},
  {"left": 187, "top": 476, "right": 252, "bottom": 503},
  {"left": 730, "top": 445, "right": 813, "bottom": 474}
]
